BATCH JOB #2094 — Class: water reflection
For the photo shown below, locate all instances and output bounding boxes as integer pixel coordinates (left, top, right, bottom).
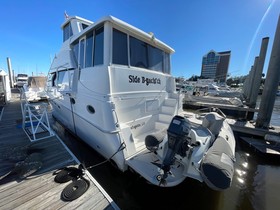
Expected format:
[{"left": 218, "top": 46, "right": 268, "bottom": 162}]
[
  {"left": 255, "top": 96, "right": 280, "bottom": 127},
  {"left": 51, "top": 119, "right": 280, "bottom": 210}
]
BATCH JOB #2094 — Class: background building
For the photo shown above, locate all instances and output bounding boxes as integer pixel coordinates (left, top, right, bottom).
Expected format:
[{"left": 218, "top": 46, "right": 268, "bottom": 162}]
[{"left": 201, "top": 50, "right": 231, "bottom": 83}]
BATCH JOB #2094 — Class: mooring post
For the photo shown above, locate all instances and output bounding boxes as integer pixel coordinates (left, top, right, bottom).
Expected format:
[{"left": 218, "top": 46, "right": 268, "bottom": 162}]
[
  {"left": 256, "top": 15, "right": 280, "bottom": 128},
  {"left": 6, "top": 57, "right": 14, "bottom": 88},
  {"left": 247, "top": 56, "right": 259, "bottom": 105},
  {"left": 243, "top": 66, "right": 253, "bottom": 100},
  {"left": 248, "top": 37, "right": 269, "bottom": 108}
]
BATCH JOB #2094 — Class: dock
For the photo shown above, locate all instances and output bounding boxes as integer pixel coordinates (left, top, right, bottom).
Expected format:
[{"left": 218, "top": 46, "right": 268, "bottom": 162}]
[
  {"left": 183, "top": 95, "right": 258, "bottom": 120},
  {"left": 0, "top": 90, "right": 119, "bottom": 210}
]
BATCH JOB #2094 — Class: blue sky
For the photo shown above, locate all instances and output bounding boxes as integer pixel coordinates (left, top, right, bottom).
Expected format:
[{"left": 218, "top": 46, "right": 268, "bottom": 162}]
[{"left": 0, "top": 0, "right": 279, "bottom": 79}]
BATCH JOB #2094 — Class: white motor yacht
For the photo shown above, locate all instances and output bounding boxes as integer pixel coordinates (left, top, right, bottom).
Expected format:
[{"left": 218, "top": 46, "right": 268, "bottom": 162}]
[{"left": 47, "top": 14, "right": 236, "bottom": 190}]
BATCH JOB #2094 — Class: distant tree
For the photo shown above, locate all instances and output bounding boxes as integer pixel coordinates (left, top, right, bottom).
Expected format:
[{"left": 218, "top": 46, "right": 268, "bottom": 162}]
[
  {"left": 188, "top": 75, "right": 202, "bottom": 81},
  {"left": 226, "top": 75, "right": 248, "bottom": 86},
  {"left": 175, "top": 76, "right": 185, "bottom": 84},
  {"left": 226, "top": 78, "right": 233, "bottom": 86}
]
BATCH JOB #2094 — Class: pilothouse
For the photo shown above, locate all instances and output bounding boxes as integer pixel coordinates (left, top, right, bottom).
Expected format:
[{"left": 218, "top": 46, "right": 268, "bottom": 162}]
[{"left": 47, "top": 14, "right": 236, "bottom": 190}]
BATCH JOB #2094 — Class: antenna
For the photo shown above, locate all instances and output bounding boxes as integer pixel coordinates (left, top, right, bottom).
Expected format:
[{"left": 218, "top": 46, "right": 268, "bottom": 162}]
[{"left": 64, "top": 11, "right": 69, "bottom": 20}]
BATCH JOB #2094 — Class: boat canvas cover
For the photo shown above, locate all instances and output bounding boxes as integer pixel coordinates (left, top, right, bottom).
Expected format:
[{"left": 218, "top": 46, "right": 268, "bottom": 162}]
[
  {"left": 200, "top": 136, "right": 235, "bottom": 191},
  {"left": 27, "top": 77, "right": 46, "bottom": 89}
]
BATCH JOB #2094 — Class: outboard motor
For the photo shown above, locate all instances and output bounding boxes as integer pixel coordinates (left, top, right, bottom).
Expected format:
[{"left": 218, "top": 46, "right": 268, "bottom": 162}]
[{"left": 160, "top": 116, "right": 191, "bottom": 180}]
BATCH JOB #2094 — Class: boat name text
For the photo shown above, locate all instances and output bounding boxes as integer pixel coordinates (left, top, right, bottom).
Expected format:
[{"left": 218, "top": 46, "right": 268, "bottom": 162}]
[
  {"left": 128, "top": 75, "right": 161, "bottom": 86},
  {"left": 130, "top": 122, "right": 145, "bottom": 130}
]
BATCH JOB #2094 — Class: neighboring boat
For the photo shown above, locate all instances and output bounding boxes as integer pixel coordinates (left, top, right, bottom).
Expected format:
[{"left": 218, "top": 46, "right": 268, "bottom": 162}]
[
  {"left": 47, "top": 14, "right": 236, "bottom": 190},
  {"left": 15, "top": 73, "right": 28, "bottom": 88},
  {"left": 22, "top": 76, "right": 48, "bottom": 102}
]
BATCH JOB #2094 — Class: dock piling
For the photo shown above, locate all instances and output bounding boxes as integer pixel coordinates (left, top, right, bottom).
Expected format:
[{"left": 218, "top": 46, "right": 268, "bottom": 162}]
[
  {"left": 256, "top": 15, "right": 280, "bottom": 128},
  {"left": 249, "top": 37, "right": 269, "bottom": 108},
  {"left": 247, "top": 56, "right": 259, "bottom": 104},
  {"left": 6, "top": 57, "right": 14, "bottom": 88}
]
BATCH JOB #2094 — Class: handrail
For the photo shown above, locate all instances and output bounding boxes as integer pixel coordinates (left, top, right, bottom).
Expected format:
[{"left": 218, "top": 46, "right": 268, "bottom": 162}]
[{"left": 20, "top": 89, "right": 55, "bottom": 141}]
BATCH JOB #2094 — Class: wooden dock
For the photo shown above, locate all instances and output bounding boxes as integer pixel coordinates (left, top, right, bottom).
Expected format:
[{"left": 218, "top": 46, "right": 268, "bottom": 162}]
[
  {"left": 0, "top": 90, "right": 119, "bottom": 210},
  {"left": 183, "top": 98, "right": 258, "bottom": 120}
]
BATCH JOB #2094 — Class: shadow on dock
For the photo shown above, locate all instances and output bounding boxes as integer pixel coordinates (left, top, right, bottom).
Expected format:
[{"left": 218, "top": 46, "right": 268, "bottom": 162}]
[{"left": 0, "top": 90, "right": 118, "bottom": 210}]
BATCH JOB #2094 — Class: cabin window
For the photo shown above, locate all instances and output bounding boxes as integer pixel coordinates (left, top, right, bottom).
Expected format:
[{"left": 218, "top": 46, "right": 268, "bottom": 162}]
[
  {"left": 63, "top": 22, "right": 73, "bottom": 42},
  {"left": 148, "top": 45, "right": 163, "bottom": 71},
  {"left": 79, "top": 39, "right": 85, "bottom": 69},
  {"left": 130, "top": 37, "right": 148, "bottom": 68},
  {"left": 56, "top": 70, "right": 72, "bottom": 91},
  {"left": 73, "top": 41, "right": 79, "bottom": 65},
  {"left": 57, "top": 71, "right": 66, "bottom": 86},
  {"left": 82, "top": 23, "right": 89, "bottom": 30},
  {"left": 93, "top": 26, "right": 104, "bottom": 66},
  {"left": 113, "top": 29, "right": 128, "bottom": 65},
  {"left": 85, "top": 32, "right": 93, "bottom": 67},
  {"left": 47, "top": 72, "right": 56, "bottom": 87},
  {"left": 128, "top": 36, "right": 170, "bottom": 73},
  {"left": 163, "top": 52, "right": 170, "bottom": 74}
]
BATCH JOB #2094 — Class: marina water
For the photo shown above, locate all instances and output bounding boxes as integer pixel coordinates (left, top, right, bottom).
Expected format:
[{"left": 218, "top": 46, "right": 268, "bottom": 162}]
[
  {"left": 255, "top": 96, "right": 280, "bottom": 127},
  {"left": 52, "top": 96, "right": 280, "bottom": 210}
]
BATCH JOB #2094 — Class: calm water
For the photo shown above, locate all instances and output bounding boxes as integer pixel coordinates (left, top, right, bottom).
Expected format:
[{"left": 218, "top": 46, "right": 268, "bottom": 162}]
[
  {"left": 52, "top": 97, "right": 280, "bottom": 210},
  {"left": 254, "top": 95, "right": 280, "bottom": 127}
]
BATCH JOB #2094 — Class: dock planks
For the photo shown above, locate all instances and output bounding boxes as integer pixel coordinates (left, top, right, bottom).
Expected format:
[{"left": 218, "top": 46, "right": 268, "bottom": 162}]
[{"left": 0, "top": 90, "right": 118, "bottom": 210}]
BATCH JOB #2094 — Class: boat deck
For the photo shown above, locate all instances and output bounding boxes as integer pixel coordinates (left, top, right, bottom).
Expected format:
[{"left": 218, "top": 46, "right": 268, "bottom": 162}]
[{"left": 0, "top": 90, "right": 119, "bottom": 210}]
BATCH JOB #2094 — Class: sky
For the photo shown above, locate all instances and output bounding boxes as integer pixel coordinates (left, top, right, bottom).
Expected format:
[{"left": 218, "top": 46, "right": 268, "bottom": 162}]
[{"left": 0, "top": 0, "right": 279, "bottom": 79}]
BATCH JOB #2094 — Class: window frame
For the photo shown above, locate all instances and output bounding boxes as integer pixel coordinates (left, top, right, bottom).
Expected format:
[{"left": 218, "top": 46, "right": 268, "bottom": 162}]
[
  {"left": 111, "top": 26, "right": 171, "bottom": 74},
  {"left": 79, "top": 37, "right": 86, "bottom": 69}
]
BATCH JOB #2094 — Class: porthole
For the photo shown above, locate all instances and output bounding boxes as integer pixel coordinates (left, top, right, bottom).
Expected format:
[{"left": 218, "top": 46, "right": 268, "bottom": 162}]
[
  {"left": 70, "top": 98, "right": 76, "bottom": 104},
  {"left": 87, "top": 105, "right": 95, "bottom": 114}
]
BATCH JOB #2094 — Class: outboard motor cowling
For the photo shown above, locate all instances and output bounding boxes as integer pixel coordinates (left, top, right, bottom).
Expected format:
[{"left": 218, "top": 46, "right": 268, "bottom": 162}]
[{"left": 167, "top": 116, "right": 191, "bottom": 155}]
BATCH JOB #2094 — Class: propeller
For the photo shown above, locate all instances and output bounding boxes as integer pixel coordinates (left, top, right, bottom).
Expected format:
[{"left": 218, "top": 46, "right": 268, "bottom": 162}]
[
  {"left": 150, "top": 115, "right": 192, "bottom": 186},
  {"left": 151, "top": 148, "right": 176, "bottom": 186}
]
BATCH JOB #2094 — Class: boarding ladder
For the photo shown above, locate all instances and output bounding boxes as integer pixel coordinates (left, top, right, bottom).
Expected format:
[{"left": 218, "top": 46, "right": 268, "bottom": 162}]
[{"left": 20, "top": 89, "right": 54, "bottom": 141}]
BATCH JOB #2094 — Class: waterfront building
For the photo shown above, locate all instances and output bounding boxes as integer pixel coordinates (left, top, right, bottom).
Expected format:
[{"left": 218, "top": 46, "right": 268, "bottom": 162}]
[{"left": 201, "top": 50, "right": 231, "bottom": 83}]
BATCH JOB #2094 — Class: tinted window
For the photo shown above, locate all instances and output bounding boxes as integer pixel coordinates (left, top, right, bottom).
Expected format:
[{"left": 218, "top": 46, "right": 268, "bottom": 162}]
[
  {"left": 18, "top": 74, "right": 28, "bottom": 77},
  {"left": 63, "top": 22, "right": 73, "bottom": 42},
  {"left": 113, "top": 29, "right": 128, "bottom": 65},
  {"left": 79, "top": 39, "right": 85, "bottom": 69},
  {"left": 85, "top": 32, "right": 93, "bottom": 67},
  {"left": 93, "top": 26, "right": 104, "bottom": 65},
  {"left": 148, "top": 45, "right": 163, "bottom": 71},
  {"left": 57, "top": 71, "right": 66, "bottom": 85},
  {"left": 48, "top": 72, "right": 56, "bottom": 87},
  {"left": 163, "top": 52, "right": 170, "bottom": 74},
  {"left": 130, "top": 37, "right": 148, "bottom": 68},
  {"left": 72, "top": 41, "right": 79, "bottom": 65},
  {"left": 57, "top": 70, "right": 71, "bottom": 91},
  {"left": 82, "top": 23, "right": 89, "bottom": 29}
]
